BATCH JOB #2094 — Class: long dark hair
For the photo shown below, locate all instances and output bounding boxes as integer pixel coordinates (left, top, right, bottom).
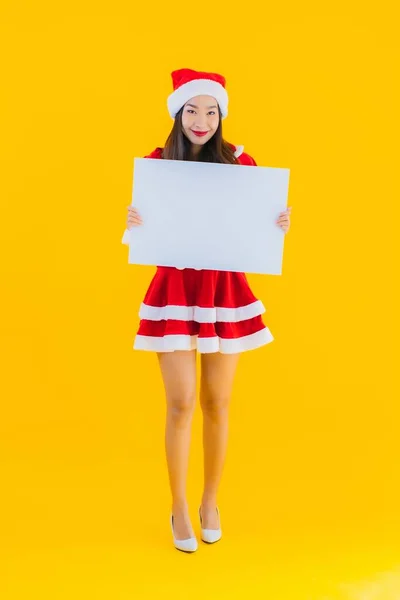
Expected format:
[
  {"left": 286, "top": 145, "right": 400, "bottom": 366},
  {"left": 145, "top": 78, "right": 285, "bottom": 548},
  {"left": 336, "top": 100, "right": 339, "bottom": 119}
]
[{"left": 162, "top": 106, "right": 239, "bottom": 164}]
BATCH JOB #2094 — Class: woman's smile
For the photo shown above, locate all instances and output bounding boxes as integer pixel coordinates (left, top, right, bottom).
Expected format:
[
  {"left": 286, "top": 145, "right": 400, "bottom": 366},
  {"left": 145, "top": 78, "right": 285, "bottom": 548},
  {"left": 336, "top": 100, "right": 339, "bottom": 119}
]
[{"left": 191, "top": 130, "right": 210, "bottom": 137}]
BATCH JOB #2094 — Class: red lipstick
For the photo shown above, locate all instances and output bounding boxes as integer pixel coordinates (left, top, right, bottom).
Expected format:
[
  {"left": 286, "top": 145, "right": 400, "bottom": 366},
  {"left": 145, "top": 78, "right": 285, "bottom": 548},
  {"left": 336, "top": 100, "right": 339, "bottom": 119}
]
[{"left": 191, "top": 130, "right": 209, "bottom": 137}]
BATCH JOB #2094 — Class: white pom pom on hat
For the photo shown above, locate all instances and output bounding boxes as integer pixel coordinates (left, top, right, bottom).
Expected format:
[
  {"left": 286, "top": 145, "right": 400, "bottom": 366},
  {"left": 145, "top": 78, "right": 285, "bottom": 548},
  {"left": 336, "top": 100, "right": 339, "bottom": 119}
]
[{"left": 167, "top": 68, "right": 229, "bottom": 120}]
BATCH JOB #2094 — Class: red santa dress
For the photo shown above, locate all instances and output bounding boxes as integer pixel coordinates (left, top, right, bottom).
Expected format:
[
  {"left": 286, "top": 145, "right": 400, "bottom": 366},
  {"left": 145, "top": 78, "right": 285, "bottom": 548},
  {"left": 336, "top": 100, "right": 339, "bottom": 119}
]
[{"left": 122, "top": 144, "right": 274, "bottom": 354}]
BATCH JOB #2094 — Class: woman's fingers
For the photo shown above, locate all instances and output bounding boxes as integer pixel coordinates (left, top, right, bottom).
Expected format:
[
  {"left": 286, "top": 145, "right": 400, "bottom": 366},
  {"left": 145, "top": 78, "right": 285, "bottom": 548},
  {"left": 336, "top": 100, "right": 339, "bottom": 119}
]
[
  {"left": 127, "top": 206, "right": 142, "bottom": 226},
  {"left": 127, "top": 207, "right": 141, "bottom": 216},
  {"left": 277, "top": 207, "right": 291, "bottom": 223},
  {"left": 279, "top": 207, "right": 292, "bottom": 215},
  {"left": 276, "top": 206, "right": 291, "bottom": 232}
]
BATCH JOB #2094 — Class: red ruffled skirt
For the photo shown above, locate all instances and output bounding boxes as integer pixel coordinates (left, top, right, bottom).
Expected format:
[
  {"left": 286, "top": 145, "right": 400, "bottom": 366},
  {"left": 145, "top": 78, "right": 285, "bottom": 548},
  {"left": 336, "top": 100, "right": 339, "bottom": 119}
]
[{"left": 133, "top": 267, "right": 274, "bottom": 354}]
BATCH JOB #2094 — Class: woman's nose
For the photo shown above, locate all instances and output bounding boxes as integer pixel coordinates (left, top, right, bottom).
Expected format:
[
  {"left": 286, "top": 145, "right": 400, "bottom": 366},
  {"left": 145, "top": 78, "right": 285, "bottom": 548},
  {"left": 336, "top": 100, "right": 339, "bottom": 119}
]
[{"left": 194, "top": 116, "right": 207, "bottom": 128}]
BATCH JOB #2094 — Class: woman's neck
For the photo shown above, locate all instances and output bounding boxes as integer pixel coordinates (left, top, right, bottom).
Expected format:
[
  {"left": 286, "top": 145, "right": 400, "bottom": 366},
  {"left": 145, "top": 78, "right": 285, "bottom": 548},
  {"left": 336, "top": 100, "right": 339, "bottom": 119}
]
[{"left": 190, "top": 143, "right": 202, "bottom": 159}]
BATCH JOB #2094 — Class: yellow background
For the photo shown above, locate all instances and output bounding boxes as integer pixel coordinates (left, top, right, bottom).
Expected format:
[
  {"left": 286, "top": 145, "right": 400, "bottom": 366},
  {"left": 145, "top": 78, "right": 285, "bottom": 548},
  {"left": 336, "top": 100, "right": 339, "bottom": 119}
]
[{"left": 1, "top": 0, "right": 398, "bottom": 598}]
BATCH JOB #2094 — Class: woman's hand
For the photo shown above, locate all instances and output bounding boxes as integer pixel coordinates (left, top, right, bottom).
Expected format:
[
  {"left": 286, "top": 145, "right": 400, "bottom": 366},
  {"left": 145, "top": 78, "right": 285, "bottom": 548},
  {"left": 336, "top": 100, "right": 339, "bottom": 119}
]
[
  {"left": 127, "top": 206, "right": 143, "bottom": 229},
  {"left": 276, "top": 206, "right": 291, "bottom": 234}
]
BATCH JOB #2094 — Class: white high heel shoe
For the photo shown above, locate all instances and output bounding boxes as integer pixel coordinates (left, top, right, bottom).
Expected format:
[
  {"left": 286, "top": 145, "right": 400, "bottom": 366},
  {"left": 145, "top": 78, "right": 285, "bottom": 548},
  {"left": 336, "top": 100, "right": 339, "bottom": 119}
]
[
  {"left": 199, "top": 506, "right": 222, "bottom": 543},
  {"left": 170, "top": 514, "right": 198, "bottom": 553}
]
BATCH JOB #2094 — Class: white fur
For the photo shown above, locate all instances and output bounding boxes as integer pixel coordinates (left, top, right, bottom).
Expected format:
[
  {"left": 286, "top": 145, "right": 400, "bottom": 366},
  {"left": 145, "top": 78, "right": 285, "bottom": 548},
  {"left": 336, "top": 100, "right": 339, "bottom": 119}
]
[{"left": 167, "top": 78, "right": 228, "bottom": 119}]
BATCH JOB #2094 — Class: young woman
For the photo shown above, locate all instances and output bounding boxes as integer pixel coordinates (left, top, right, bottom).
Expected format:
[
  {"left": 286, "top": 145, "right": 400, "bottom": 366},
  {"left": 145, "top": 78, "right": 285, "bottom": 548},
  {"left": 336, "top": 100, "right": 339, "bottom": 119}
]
[{"left": 122, "top": 68, "right": 291, "bottom": 552}]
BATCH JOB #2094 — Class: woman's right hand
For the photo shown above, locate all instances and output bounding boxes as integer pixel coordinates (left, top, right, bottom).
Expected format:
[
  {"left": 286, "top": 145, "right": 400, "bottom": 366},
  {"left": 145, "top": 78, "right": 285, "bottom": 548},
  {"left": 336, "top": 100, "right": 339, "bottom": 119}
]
[{"left": 127, "top": 206, "right": 143, "bottom": 229}]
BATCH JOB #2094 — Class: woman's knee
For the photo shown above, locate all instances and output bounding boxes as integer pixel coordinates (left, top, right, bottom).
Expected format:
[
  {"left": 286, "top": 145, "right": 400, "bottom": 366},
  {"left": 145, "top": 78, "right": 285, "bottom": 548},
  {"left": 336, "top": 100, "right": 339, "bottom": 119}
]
[
  {"left": 200, "top": 393, "right": 230, "bottom": 419},
  {"left": 167, "top": 393, "right": 196, "bottom": 426}
]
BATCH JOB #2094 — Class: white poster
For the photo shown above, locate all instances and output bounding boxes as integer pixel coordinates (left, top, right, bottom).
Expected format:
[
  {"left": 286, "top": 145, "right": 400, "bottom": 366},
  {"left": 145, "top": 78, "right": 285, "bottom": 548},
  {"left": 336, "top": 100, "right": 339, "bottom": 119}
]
[{"left": 122, "top": 157, "right": 290, "bottom": 275}]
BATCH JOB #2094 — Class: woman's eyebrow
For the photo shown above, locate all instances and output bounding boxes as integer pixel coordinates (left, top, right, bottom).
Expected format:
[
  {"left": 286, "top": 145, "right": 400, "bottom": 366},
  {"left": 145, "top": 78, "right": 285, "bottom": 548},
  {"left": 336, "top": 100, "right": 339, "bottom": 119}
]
[{"left": 186, "top": 103, "right": 218, "bottom": 109}]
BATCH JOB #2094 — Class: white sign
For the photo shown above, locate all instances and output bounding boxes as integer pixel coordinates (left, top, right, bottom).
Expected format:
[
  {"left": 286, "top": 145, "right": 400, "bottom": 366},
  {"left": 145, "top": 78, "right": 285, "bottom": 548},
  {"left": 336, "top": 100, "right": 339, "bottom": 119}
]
[{"left": 123, "top": 157, "right": 290, "bottom": 275}]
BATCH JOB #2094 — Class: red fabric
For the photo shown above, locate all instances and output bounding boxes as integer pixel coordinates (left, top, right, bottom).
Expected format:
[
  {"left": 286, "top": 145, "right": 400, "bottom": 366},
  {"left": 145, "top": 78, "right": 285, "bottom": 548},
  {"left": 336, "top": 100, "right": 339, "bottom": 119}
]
[
  {"left": 134, "top": 146, "right": 270, "bottom": 351},
  {"left": 237, "top": 151, "right": 257, "bottom": 166},
  {"left": 171, "top": 68, "right": 226, "bottom": 91},
  {"left": 144, "top": 147, "right": 163, "bottom": 159},
  {"left": 138, "top": 315, "right": 266, "bottom": 341},
  {"left": 142, "top": 267, "right": 258, "bottom": 310}
]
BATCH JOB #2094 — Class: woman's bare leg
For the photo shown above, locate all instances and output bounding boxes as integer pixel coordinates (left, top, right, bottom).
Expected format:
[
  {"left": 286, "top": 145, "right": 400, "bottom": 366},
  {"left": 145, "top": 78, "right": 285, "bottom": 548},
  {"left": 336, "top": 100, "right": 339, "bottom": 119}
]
[
  {"left": 157, "top": 349, "right": 197, "bottom": 540},
  {"left": 199, "top": 352, "right": 240, "bottom": 528}
]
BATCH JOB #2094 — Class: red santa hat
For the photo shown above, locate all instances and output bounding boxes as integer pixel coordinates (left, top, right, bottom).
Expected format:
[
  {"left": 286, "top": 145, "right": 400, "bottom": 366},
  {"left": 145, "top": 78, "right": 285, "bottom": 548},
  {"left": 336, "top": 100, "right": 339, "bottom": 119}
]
[{"left": 167, "top": 68, "right": 229, "bottom": 120}]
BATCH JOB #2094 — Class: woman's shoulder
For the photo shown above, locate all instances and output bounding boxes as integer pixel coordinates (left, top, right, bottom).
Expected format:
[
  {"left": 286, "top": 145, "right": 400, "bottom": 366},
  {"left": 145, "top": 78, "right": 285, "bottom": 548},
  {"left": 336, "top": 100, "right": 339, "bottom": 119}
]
[
  {"left": 237, "top": 151, "right": 257, "bottom": 166},
  {"left": 144, "top": 147, "right": 164, "bottom": 159},
  {"left": 227, "top": 143, "right": 257, "bottom": 166}
]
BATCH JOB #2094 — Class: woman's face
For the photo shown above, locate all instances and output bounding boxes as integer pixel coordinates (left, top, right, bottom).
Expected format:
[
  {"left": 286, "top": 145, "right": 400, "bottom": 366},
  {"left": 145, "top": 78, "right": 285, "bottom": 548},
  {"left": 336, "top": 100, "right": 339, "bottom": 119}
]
[{"left": 181, "top": 95, "right": 220, "bottom": 147}]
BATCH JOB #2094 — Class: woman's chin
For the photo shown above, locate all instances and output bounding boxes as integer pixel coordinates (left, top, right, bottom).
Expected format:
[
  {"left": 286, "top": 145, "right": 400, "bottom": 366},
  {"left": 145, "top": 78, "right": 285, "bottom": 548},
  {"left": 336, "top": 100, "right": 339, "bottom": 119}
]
[{"left": 194, "top": 137, "right": 213, "bottom": 146}]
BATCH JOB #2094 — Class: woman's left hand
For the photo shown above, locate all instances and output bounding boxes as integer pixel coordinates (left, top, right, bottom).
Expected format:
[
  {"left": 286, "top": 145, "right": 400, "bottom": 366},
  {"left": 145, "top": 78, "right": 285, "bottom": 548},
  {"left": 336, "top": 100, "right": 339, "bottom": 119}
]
[{"left": 276, "top": 206, "right": 292, "bottom": 234}]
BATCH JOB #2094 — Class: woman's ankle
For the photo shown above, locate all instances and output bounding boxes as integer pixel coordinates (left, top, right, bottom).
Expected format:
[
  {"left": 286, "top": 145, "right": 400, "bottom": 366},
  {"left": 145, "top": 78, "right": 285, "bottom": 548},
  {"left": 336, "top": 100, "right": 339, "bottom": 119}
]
[
  {"left": 200, "top": 496, "right": 218, "bottom": 509},
  {"left": 171, "top": 499, "right": 189, "bottom": 513}
]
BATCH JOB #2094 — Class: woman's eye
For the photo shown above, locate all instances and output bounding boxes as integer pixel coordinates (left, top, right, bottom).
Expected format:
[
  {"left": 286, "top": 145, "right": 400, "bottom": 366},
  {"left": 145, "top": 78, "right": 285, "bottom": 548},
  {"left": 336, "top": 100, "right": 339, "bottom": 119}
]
[
  {"left": 187, "top": 109, "right": 195, "bottom": 114},
  {"left": 208, "top": 111, "right": 216, "bottom": 115}
]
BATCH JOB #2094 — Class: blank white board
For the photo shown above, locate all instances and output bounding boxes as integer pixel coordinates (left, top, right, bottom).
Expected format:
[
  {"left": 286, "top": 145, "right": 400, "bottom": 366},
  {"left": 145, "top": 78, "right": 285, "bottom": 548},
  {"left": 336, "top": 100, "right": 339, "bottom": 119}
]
[{"left": 123, "top": 157, "right": 290, "bottom": 275}]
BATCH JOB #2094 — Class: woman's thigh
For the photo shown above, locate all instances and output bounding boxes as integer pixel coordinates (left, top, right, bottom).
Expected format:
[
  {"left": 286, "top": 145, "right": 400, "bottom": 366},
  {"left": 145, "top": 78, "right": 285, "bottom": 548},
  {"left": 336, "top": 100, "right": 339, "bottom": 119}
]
[
  {"left": 157, "top": 350, "right": 197, "bottom": 410},
  {"left": 200, "top": 352, "right": 240, "bottom": 408}
]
